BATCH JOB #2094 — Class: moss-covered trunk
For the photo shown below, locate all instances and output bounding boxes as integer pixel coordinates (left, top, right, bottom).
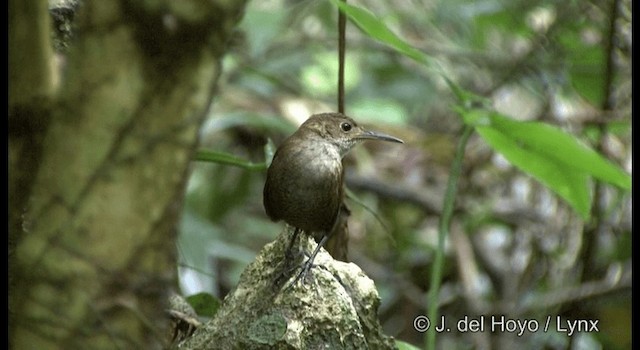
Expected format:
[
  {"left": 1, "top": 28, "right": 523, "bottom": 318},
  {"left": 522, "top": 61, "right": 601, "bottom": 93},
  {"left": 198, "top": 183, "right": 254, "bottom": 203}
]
[{"left": 9, "top": 1, "right": 246, "bottom": 348}]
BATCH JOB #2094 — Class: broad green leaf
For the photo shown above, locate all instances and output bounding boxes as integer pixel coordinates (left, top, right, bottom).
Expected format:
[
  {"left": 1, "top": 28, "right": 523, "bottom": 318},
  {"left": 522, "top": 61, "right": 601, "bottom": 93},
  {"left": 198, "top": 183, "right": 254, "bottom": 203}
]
[
  {"left": 477, "top": 126, "right": 592, "bottom": 218},
  {"left": 330, "top": 0, "right": 428, "bottom": 65},
  {"left": 462, "top": 109, "right": 631, "bottom": 191},
  {"left": 486, "top": 112, "right": 631, "bottom": 190},
  {"left": 329, "top": 0, "right": 471, "bottom": 111},
  {"left": 458, "top": 107, "right": 492, "bottom": 126}
]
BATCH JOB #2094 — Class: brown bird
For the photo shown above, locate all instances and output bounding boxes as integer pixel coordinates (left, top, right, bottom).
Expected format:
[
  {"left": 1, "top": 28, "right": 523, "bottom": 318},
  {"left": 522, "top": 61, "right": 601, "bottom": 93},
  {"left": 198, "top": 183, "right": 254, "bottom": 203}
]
[{"left": 263, "top": 112, "right": 403, "bottom": 283}]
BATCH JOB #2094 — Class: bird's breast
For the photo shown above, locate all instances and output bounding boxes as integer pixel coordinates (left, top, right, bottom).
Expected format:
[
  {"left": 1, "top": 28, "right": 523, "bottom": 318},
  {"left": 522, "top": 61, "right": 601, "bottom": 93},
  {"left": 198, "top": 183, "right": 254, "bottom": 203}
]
[{"left": 263, "top": 141, "right": 344, "bottom": 233}]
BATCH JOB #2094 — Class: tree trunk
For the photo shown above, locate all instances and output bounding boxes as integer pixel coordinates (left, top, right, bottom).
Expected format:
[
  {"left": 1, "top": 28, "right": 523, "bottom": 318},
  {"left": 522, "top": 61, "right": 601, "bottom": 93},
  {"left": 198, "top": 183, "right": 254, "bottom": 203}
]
[{"left": 9, "top": 1, "right": 247, "bottom": 348}]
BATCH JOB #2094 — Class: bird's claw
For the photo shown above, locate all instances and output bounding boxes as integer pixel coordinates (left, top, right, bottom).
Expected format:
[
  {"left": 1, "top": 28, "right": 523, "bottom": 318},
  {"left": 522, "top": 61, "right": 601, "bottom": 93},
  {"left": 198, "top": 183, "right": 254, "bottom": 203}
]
[{"left": 290, "top": 258, "right": 316, "bottom": 285}]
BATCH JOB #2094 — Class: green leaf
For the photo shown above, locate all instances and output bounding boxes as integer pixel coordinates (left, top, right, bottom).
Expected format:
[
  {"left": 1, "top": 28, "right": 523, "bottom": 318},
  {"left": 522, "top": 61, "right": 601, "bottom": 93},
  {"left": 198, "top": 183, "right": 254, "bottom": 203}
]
[
  {"left": 330, "top": 0, "right": 428, "bottom": 65},
  {"left": 459, "top": 107, "right": 492, "bottom": 126},
  {"left": 485, "top": 112, "right": 631, "bottom": 190},
  {"left": 461, "top": 108, "right": 630, "bottom": 218},
  {"left": 477, "top": 126, "right": 592, "bottom": 218},
  {"left": 185, "top": 292, "right": 221, "bottom": 318},
  {"left": 329, "top": 0, "right": 474, "bottom": 113},
  {"left": 462, "top": 109, "right": 631, "bottom": 191},
  {"left": 195, "top": 149, "right": 267, "bottom": 171}
]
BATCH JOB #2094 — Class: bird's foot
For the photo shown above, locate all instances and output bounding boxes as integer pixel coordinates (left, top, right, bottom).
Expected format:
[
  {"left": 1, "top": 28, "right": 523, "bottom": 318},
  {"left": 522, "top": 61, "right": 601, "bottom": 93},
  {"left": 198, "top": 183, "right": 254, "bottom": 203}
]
[
  {"left": 290, "top": 257, "right": 316, "bottom": 285},
  {"left": 273, "top": 255, "right": 318, "bottom": 289},
  {"left": 273, "top": 250, "right": 305, "bottom": 288},
  {"left": 284, "top": 245, "right": 306, "bottom": 264}
]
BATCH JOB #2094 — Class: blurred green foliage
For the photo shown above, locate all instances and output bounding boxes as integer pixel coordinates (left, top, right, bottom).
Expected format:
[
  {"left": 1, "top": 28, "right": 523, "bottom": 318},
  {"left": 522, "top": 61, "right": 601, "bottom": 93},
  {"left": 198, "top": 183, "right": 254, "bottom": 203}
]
[{"left": 178, "top": 0, "right": 631, "bottom": 348}]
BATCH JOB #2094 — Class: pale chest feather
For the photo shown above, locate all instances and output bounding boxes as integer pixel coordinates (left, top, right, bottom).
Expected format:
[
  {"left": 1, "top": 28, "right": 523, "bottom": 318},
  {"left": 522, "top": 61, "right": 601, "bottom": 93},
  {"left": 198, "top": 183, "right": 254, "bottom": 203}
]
[{"left": 297, "top": 141, "right": 343, "bottom": 178}]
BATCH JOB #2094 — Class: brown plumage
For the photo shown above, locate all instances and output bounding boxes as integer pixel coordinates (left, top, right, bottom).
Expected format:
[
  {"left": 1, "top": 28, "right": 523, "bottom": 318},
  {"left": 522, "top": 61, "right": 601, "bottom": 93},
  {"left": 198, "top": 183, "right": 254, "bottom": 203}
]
[{"left": 263, "top": 112, "right": 403, "bottom": 282}]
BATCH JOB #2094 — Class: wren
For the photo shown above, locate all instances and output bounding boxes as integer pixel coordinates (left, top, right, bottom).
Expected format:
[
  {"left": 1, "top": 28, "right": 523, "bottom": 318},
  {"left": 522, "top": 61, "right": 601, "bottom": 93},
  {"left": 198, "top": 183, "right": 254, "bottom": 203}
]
[{"left": 263, "top": 112, "right": 403, "bottom": 284}]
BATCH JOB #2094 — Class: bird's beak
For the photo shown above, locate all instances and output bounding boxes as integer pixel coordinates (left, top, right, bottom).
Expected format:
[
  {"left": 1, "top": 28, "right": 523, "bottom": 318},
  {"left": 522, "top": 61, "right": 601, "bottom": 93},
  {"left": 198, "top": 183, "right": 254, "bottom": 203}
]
[{"left": 357, "top": 129, "right": 404, "bottom": 144}]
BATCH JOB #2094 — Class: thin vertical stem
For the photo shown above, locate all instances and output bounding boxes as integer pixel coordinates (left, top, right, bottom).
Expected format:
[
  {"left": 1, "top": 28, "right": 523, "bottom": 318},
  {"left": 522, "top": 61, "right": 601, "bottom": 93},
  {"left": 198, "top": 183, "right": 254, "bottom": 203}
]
[
  {"left": 581, "top": 0, "right": 620, "bottom": 278},
  {"left": 337, "top": 0, "right": 346, "bottom": 114},
  {"left": 426, "top": 125, "right": 474, "bottom": 350}
]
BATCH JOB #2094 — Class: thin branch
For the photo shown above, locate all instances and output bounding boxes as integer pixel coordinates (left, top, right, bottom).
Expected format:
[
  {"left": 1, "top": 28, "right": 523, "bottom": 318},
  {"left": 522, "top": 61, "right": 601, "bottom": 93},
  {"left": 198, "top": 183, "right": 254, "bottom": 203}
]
[{"left": 337, "top": 0, "right": 347, "bottom": 114}]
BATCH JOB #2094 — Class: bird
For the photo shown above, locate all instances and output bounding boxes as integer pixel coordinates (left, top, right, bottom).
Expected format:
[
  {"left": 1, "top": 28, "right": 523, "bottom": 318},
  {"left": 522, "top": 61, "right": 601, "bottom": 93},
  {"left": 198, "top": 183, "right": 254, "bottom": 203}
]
[{"left": 263, "top": 112, "right": 403, "bottom": 284}]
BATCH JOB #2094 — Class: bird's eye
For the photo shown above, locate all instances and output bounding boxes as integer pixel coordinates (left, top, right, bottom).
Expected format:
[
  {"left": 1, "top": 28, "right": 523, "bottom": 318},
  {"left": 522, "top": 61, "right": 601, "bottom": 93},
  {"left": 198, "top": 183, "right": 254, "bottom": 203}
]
[{"left": 340, "top": 122, "right": 352, "bottom": 132}]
